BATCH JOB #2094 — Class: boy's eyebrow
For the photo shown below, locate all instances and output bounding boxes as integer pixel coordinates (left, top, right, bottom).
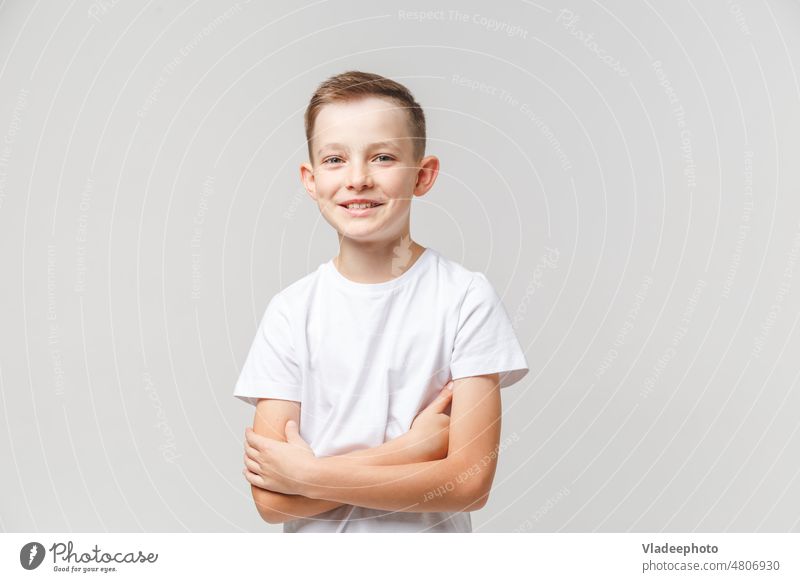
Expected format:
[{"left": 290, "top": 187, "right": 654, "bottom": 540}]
[{"left": 317, "top": 140, "right": 402, "bottom": 155}]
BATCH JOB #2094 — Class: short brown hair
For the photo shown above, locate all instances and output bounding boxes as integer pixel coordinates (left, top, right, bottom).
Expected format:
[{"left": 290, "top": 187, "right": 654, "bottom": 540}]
[{"left": 304, "top": 70, "right": 426, "bottom": 163}]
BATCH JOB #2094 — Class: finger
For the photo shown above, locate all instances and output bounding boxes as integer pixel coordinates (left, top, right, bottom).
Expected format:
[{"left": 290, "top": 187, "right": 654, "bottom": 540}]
[
  {"left": 245, "top": 444, "right": 260, "bottom": 460},
  {"left": 244, "top": 450, "right": 260, "bottom": 467},
  {"left": 243, "top": 467, "right": 259, "bottom": 486},
  {"left": 244, "top": 427, "right": 259, "bottom": 448},
  {"left": 285, "top": 421, "right": 312, "bottom": 451},
  {"left": 244, "top": 456, "right": 261, "bottom": 474},
  {"left": 243, "top": 467, "right": 265, "bottom": 488},
  {"left": 426, "top": 384, "right": 454, "bottom": 413}
]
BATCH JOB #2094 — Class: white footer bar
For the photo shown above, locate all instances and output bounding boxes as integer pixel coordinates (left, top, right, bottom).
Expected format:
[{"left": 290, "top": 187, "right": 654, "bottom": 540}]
[{"left": 1, "top": 533, "right": 797, "bottom": 581}]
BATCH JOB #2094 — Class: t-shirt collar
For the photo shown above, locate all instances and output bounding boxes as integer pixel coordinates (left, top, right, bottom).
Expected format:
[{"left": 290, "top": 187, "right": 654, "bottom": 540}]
[{"left": 325, "top": 247, "right": 435, "bottom": 293}]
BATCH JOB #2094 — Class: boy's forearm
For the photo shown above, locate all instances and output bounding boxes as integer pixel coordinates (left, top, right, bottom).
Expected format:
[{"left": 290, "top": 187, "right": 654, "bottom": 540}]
[
  {"left": 300, "top": 453, "right": 483, "bottom": 513},
  {"left": 253, "top": 487, "right": 342, "bottom": 524},
  {"left": 254, "top": 432, "right": 438, "bottom": 523},
  {"left": 334, "top": 431, "right": 437, "bottom": 465}
]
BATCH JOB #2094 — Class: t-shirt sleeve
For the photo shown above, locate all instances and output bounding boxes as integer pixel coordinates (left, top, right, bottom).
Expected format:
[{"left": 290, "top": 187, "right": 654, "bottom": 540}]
[
  {"left": 450, "top": 273, "right": 529, "bottom": 389},
  {"left": 233, "top": 293, "right": 302, "bottom": 406}
]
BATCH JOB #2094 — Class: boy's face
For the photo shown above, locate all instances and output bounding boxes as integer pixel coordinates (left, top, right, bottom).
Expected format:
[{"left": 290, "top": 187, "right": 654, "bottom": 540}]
[{"left": 300, "top": 96, "right": 438, "bottom": 244}]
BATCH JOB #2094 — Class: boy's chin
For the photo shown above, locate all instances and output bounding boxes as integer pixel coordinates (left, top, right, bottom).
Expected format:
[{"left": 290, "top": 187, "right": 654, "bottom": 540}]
[
  {"left": 333, "top": 224, "right": 398, "bottom": 244},
  {"left": 325, "top": 216, "right": 381, "bottom": 237},
  {"left": 336, "top": 229, "right": 385, "bottom": 242}
]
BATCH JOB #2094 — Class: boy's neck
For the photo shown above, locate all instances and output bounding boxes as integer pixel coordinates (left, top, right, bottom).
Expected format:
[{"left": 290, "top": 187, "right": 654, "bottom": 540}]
[{"left": 333, "top": 236, "right": 426, "bottom": 284}]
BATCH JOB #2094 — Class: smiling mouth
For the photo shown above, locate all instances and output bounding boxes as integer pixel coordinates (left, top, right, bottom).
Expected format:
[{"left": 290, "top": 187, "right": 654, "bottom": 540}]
[
  {"left": 338, "top": 202, "right": 384, "bottom": 216},
  {"left": 339, "top": 202, "right": 384, "bottom": 210}
]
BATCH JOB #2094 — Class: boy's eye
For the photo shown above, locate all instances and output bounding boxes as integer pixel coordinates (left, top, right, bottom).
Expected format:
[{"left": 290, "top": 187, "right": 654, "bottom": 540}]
[{"left": 322, "top": 155, "right": 394, "bottom": 164}]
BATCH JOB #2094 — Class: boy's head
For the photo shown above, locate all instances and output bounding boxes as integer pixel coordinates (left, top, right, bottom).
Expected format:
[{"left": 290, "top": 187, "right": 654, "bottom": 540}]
[
  {"left": 300, "top": 71, "right": 438, "bottom": 245},
  {"left": 304, "top": 70, "right": 427, "bottom": 164}
]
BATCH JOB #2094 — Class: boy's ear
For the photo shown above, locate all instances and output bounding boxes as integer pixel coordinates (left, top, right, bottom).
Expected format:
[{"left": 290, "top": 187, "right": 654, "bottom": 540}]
[
  {"left": 299, "top": 161, "right": 317, "bottom": 201},
  {"left": 413, "top": 155, "right": 439, "bottom": 197}
]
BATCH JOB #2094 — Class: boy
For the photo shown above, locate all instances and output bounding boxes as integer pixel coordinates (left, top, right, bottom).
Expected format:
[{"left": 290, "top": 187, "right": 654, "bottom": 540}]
[{"left": 235, "top": 70, "right": 529, "bottom": 532}]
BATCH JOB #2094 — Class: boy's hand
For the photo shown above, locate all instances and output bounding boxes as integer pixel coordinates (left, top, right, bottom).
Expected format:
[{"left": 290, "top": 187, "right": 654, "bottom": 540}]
[
  {"left": 408, "top": 381, "right": 453, "bottom": 461},
  {"left": 243, "top": 421, "right": 316, "bottom": 496}
]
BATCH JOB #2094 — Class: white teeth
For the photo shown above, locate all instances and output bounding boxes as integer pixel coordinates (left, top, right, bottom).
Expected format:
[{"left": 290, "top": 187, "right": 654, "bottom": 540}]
[{"left": 346, "top": 202, "right": 379, "bottom": 209}]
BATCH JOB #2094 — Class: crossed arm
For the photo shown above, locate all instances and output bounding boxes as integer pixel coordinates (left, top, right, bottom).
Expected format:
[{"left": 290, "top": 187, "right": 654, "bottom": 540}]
[
  {"left": 245, "top": 397, "right": 444, "bottom": 524},
  {"left": 244, "top": 373, "right": 502, "bottom": 524}
]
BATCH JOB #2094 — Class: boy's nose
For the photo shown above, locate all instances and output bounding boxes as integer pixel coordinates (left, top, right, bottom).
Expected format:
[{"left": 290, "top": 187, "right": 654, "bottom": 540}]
[{"left": 346, "top": 165, "right": 373, "bottom": 189}]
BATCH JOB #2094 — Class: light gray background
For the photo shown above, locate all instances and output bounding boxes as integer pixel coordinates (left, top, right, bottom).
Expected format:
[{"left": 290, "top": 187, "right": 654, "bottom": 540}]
[{"left": 1, "top": 0, "right": 799, "bottom": 532}]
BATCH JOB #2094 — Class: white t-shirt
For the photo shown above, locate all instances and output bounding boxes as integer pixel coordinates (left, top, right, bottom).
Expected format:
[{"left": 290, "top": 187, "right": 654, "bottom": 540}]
[{"left": 234, "top": 247, "right": 529, "bottom": 532}]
